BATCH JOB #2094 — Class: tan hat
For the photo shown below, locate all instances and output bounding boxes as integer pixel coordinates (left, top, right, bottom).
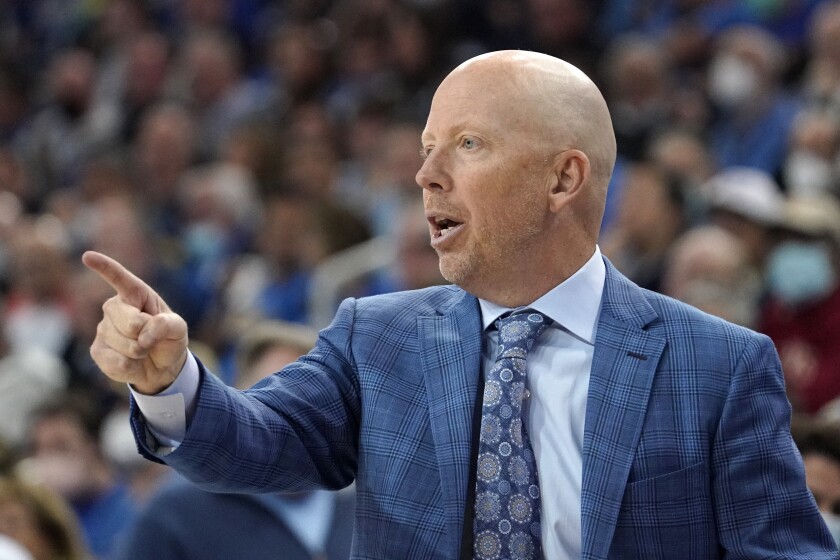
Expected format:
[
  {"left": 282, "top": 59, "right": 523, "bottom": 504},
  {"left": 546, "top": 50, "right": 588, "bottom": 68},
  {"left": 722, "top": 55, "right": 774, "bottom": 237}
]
[
  {"left": 779, "top": 195, "right": 840, "bottom": 243},
  {"left": 705, "top": 167, "right": 785, "bottom": 226}
]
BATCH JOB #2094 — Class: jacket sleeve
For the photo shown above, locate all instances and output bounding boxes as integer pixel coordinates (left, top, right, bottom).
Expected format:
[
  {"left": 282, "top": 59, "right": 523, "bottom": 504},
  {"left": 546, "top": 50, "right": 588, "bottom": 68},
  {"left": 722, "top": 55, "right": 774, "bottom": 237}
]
[
  {"left": 713, "top": 332, "right": 838, "bottom": 559},
  {"left": 129, "top": 297, "right": 362, "bottom": 493}
]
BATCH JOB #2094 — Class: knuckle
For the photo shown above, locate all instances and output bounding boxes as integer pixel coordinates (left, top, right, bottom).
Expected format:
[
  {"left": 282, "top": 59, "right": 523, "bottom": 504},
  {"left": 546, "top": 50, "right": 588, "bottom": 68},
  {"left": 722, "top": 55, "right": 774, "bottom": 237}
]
[
  {"left": 127, "top": 317, "right": 145, "bottom": 336},
  {"left": 127, "top": 340, "right": 147, "bottom": 359},
  {"left": 114, "top": 354, "right": 135, "bottom": 373}
]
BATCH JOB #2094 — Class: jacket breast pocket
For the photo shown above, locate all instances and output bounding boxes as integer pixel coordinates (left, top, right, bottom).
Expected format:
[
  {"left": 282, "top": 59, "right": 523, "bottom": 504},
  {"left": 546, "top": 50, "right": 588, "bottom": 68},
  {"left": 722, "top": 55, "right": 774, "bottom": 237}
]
[{"left": 621, "top": 460, "right": 709, "bottom": 509}]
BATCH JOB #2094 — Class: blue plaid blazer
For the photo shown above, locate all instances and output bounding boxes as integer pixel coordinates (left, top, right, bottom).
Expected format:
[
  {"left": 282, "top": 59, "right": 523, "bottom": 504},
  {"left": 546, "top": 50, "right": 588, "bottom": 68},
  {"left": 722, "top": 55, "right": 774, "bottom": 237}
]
[{"left": 132, "top": 260, "right": 837, "bottom": 559}]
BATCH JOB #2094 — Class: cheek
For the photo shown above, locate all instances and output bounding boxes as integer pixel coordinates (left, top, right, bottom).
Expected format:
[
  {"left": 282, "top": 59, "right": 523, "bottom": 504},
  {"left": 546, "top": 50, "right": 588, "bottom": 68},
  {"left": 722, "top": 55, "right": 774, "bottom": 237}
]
[{"left": 463, "top": 162, "right": 547, "bottom": 232}]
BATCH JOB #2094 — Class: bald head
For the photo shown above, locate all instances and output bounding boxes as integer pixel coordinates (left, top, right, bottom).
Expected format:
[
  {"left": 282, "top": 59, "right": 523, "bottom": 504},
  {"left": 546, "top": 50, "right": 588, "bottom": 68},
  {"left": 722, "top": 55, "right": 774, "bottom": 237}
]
[
  {"left": 417, "top": 51, "right": 616, "bottom": 304},
  {"left": 445, "top": 51, "right": 616, "bottom": 191}
]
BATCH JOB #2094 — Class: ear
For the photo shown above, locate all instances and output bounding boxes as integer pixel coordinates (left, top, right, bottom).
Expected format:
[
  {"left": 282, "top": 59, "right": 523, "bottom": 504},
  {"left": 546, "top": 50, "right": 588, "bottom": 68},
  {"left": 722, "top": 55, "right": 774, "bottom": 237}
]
[{"left": 548, "top": 149, "right": 590, "bottom": 213}]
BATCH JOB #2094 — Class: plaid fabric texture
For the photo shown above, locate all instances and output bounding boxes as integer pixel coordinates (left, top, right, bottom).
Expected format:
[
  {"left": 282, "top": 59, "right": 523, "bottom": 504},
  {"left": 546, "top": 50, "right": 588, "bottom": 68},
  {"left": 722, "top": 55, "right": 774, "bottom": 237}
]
[{"left": 131, "top": 259, "right": 837, "bottom": 559}]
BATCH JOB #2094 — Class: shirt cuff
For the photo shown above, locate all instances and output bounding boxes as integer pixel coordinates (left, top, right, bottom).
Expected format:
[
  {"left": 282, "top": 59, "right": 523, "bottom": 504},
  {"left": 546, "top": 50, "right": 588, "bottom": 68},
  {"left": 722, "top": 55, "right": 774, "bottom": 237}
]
[{"left": 129, "top": 352, "right": 200, "bottom": 449}]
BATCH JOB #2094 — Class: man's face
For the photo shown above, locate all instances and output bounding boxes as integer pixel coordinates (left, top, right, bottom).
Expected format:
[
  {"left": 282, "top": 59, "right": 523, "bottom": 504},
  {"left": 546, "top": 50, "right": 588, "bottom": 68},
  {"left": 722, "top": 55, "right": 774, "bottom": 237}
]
[
  {"left": 27, "top": 415, "right": 96, "bottom": 501},
  {"left": 416, "top": 65, "right": 555, "bottom": 299}
]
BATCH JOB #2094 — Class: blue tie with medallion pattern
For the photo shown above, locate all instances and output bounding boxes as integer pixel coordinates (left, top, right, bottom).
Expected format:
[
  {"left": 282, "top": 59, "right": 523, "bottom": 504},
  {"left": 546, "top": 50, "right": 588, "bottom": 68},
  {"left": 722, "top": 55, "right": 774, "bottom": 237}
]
[{"left": 473, "top": 311, "right": 550, "bottom": 560}]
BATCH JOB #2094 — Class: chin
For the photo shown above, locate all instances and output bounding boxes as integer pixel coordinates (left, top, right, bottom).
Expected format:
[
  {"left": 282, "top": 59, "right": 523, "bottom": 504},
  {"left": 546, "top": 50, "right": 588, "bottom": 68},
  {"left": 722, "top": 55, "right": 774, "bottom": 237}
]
[{"left": 438, "top": 258, "right": 468, "bottom": 287}]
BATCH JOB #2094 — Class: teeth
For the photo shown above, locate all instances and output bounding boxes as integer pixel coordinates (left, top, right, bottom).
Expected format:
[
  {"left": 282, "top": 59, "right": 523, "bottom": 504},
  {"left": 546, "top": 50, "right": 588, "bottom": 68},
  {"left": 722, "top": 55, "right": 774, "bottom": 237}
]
[{"left": 430, "top": 216, "right": 461, "bottom": 239}]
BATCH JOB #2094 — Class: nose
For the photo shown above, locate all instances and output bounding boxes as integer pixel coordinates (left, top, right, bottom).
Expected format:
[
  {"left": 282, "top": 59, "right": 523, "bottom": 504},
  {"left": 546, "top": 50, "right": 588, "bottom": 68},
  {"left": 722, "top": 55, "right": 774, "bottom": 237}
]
[{"left": 415, "top": 150, "right": 448, "bottom": 192}]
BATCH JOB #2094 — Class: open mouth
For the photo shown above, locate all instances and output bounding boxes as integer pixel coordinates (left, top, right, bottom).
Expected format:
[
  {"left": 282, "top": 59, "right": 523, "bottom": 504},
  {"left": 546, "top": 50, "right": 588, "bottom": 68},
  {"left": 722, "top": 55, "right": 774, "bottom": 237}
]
[{"left": 430, "top": 216, "right": 464, "bottom": 239}]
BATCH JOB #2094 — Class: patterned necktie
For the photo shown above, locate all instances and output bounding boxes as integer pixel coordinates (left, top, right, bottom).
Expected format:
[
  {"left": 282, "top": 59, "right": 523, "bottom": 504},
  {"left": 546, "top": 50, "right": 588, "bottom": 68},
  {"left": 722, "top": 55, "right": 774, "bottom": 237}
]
[{"left": 473, "top": 311, "right": 550, "bottom": 560}]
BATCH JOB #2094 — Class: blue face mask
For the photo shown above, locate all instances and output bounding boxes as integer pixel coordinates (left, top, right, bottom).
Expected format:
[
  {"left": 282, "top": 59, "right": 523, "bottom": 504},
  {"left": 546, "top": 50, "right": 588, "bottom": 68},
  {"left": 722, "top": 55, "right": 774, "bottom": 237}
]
[{"left": 767, "top": 241, "right": 836, "bottom": 306}]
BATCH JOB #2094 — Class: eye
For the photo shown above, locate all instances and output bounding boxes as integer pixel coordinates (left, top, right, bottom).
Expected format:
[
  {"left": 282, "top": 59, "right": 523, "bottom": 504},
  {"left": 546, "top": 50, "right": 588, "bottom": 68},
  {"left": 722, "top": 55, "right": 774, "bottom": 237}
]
[
  {"left": 420, "top": 146, "right": 433, "bottom": 160},
  {"left": 461, "top": 137, "right": 478, "bottom": 150}
]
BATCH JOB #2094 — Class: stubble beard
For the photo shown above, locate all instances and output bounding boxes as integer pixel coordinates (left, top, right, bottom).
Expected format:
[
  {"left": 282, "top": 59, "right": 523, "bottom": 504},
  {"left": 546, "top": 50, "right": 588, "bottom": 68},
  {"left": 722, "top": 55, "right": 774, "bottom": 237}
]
[{"left": 436, "top": 211, "right": 545, "bottom": 297}]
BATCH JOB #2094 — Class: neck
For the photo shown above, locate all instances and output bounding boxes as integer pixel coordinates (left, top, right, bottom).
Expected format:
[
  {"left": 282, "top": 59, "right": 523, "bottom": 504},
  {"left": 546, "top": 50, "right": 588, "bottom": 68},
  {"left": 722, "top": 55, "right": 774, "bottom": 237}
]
[{"left": 472, "top": 245, "right": 595, "bottom": 307}]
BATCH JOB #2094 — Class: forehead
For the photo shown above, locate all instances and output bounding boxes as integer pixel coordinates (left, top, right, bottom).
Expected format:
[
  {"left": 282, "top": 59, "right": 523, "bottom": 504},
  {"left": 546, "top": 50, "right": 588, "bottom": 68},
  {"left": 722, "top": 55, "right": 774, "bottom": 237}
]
[{"left": 422, "top": 67, "right": 535, "bottom": 141}]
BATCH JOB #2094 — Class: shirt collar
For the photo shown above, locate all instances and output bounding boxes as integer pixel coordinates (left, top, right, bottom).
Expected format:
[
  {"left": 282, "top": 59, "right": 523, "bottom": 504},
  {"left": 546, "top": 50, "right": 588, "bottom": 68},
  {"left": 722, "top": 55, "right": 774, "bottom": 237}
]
[{"left": 478, "top": 246, "right": 606, "bottom": 345}]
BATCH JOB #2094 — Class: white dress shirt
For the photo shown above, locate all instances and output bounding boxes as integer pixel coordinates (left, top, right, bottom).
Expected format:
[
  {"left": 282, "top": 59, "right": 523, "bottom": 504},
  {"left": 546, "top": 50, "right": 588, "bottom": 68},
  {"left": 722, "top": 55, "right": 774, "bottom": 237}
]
[
  {"left": 133, "top": 247, "right": 606, "bottom": 559},
  {"left": 478, "top": 247, "right": 605, "bottom": 559}
]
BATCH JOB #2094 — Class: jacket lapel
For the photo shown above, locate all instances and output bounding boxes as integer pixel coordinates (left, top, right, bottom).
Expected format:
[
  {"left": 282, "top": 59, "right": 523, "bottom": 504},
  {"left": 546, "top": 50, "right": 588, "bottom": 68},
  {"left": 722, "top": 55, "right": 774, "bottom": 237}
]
[
  {"left": 581, "top": 261, "right": 666, "bottom": 560},
  {"left": 419, "top": 290, "right": 483, "bottom": 558}
]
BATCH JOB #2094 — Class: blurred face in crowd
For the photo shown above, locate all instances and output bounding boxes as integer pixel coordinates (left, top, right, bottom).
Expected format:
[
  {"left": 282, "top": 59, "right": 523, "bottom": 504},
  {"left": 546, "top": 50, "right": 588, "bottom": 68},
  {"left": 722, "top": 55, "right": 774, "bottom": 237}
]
[
  {"left": 125, "top": 32, "right": 170, "bottom": 106},
  {"left": 134, "top": 105, "right": 195, "bottom": 201},
  {"left": 811, "top": 3, "right": 840, "bottom": 69},
  {"left": 416, "top": 51, "right": 615, "bottom": 306},
  {"left": 27, "top": 413, "right": 98, "bottom": 502},
  {"left": 708, "top": 26, "right": 782, "bottom": 109},
  {"left": 612, "top": 164, "right": 682, "bottom": 248},
  {"left": 50, "top": 50, "right": 95, "bottom": 119},
  {"left": 804, "top": 452, "right": 840, "bottom": 516},
  {"left": 663, "top": 226, "right": 759, "bottom": 327},
  {"left": 0, "top": 496, "right": 53, "bottom": 560},
  {"left": 9, "top": 233, "right": 68, "bottom": 302}
]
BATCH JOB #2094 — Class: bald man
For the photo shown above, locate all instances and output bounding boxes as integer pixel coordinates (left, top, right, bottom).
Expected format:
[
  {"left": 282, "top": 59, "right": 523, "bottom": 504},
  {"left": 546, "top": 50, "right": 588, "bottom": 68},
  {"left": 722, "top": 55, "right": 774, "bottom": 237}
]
[{"left": 84, "top": 51, "right": 836, "bottom": 559}]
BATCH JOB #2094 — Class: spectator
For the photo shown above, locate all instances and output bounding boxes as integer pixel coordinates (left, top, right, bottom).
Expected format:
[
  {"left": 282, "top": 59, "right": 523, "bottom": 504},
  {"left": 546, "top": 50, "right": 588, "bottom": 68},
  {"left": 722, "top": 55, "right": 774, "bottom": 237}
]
[
  {"left": 704, "top": 167, "right": 785, "bottom": 268},
  {"left": 802, "top": 1, "right": 840, "bottom": 115},
  {"left": 61, "top": 266, "right": 124, "bottom": 415},
  {"left": 0, "top": 64, "right": 32, "bottom": 150},
  {"left": 0, "top": 476, "right": 88, "bottom": 560},
  {"left": 180, "top": 29, "right": 272, "bottom": 161},
  {"left": 20, "top": 48, "right": 120, "bottom": 195},
  {"left": 600, "top": 163, "right": 687, "bottom": 292},
  {"left": 223, "top": 193, "right": 370, "bottom": 328},
  {"left": 352, "top": 120, "right": 425, "bottom": 236},
  {"left": 791, "top": 417, "right": 840, "bottom": 546},
  {"left": 662, "top": 225, "right": 761, "bottom": 328},
  {"left": 381, "top": 200, "right": 446, "bottom": 293},
  {"left": 85, "top": 193, "right": 209, "bottom": 327},
  {"left": 116, "top": 320, "right": 355, "bottom": 560},
  {"left": 601, "top": 34, "right": 674, "bottom": 161},
  {"left": 114, "top": 31, "right": 174, "bottom": 143},
  {"left": 130, "top": 102, "right": 195, "bottom": 240},
  {"left": 177, "top": 162, "right": 261, "bottom": 297},
  {"left": 647, "top": 127, "right": 718, "bottom": 225},
  {"left": 221, "top": 121, "right": 284, "bottom": 192},
  {"left": 759, "top": 195, "right": 840, "bottom": 415},
  {"left": 647, "top": 127, "right": 717, "bottom": 192},
  {"left": 263, "top": 22, "right": 334, "bottom": 116},
  {"left": 0, "top": 293, "right": 67, "bottom": 451},
  {"left": 707, "top": 25, "right": 799, "bottom": 175},
  {"left": 17, "top": 397, "right": 137, "bottom": 559},
  {"left": 783, "top": 108, "right": 840, "bottom": 197},
  {"left": 3, "top": 219, "right": 73, "bottom": 356}
]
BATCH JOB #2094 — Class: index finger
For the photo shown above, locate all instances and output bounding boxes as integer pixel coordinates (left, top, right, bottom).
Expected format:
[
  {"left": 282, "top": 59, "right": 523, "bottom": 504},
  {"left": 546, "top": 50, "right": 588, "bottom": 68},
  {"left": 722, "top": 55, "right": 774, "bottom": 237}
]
[{"left": 82, "top": 251, "right": 159, "bottom": 313}]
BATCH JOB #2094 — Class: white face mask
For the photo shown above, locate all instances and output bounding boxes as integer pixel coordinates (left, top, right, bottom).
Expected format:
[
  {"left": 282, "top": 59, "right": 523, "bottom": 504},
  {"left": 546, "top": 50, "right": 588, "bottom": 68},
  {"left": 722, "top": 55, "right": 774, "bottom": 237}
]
[
  {"left": 708, "top": 54, "right": 759, "bottom": 108},
  {"left": 784, "top": 150, "right": 834, "bottom": 197},
  {"left": 15, "top": 454, "right": 90, "bottom": 501},
  {"left": 821, "top": 511, "right": 840, "bottom": 546}
]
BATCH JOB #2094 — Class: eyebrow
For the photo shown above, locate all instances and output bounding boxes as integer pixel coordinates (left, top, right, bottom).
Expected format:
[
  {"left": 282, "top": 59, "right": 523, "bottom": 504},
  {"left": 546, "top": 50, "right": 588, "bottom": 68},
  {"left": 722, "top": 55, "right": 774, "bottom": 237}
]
[{"left": 420, "top": 120, "right": 480, "bottom": 145}]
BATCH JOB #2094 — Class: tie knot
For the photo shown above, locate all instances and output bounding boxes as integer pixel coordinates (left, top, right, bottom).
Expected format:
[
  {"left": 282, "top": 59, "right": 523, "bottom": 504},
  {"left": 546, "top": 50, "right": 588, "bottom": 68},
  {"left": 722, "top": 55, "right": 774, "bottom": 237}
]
[{"left": 495, "top": 311, "right": 551, "bottom": 355}]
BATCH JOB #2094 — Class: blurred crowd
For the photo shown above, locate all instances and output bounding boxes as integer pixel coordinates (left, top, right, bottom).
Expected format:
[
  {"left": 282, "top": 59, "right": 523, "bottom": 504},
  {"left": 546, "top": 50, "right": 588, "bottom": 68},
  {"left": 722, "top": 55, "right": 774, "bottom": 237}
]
[{"left": 1, "top": 0, "right": 840, "bottom": 558}]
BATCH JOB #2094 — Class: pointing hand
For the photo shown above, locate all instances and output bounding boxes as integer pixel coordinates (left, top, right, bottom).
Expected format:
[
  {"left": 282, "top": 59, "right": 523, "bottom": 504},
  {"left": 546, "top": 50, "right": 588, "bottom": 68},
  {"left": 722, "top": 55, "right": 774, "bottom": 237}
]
[{"left": 82, "top": 251, "right": 189, "bottom": 395}]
